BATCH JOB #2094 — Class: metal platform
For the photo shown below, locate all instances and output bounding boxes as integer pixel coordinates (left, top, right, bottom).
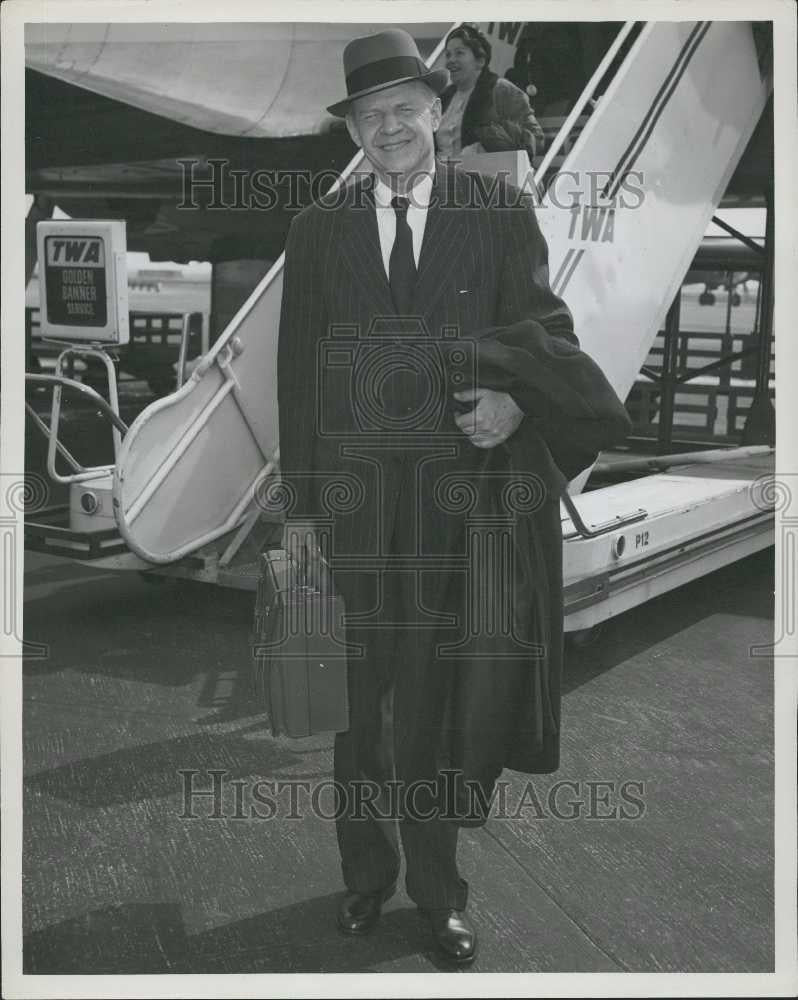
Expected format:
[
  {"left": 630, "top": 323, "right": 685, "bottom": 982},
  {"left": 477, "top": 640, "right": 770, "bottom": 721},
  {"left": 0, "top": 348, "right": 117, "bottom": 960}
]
[{"left": 563, "top": 450, "right": 774, "bottom": 630}]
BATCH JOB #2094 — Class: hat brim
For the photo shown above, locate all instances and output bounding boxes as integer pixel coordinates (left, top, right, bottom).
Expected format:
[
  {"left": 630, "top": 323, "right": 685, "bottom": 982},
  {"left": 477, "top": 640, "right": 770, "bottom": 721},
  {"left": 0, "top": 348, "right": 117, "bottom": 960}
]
[{"left": 326, "top": 67, "right": 450, "bottom": 117}]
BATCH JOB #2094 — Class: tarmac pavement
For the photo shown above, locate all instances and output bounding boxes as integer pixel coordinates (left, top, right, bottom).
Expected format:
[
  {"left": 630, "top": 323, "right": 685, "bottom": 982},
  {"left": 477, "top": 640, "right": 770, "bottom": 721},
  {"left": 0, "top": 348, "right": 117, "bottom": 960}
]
[{"left": 21, "top": 546, "right": 775, "bottom": 973}]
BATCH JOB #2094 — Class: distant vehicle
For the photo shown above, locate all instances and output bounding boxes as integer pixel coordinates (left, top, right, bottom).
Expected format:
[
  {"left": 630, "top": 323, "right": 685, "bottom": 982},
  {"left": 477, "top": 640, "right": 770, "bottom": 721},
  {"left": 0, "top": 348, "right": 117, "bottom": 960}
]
[
  {"left": 683, "top": 269, "right": 755, "bottom": 306},
  {"left": 26, "top": 257, "right": 211, "bottom": 394},
  {"left": 683, "top": 233, "right": 764, "bottom": 305}
]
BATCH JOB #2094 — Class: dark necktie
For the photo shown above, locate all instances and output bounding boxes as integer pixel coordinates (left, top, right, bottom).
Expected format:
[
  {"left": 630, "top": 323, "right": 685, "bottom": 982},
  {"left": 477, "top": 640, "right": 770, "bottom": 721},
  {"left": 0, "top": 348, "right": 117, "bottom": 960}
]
[{"left": 389, "top": 195, "right": 416, "bottom": 317}]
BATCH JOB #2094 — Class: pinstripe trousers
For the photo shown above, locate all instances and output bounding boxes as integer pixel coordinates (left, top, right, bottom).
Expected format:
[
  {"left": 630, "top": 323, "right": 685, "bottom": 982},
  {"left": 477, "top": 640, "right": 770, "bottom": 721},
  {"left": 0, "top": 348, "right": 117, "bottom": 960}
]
[{"left": 332, "top": 453, "right": 469, "bottom": 911}]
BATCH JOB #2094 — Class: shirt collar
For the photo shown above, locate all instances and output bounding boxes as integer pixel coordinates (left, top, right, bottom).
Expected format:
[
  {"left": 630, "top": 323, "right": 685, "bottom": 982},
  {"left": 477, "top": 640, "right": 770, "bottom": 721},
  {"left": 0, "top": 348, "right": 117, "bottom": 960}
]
[{"left": 373, "top": 170, "right": 434, "bottom": 210}]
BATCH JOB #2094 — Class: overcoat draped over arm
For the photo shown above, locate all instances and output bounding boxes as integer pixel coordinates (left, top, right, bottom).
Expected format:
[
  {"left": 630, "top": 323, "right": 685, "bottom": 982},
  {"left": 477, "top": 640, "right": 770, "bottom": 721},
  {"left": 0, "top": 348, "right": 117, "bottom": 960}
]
[{"left": 437, "top": 320, "right": 631, "bottom": 824}]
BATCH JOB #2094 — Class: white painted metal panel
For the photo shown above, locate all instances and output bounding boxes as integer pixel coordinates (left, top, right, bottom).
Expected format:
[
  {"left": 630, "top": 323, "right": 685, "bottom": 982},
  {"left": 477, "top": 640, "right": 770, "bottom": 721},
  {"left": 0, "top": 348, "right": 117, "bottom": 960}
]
[
  {"left": 562, "top": 452, "right": 774, "bottom": 629},
  {"left": 534, "top": 22, "right": 770, "bottom": 479}
]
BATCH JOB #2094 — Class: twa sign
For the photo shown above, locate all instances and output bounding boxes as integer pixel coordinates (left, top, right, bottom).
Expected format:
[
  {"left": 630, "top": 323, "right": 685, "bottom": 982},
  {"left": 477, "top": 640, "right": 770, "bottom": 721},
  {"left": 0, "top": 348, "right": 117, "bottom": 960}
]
[
  {"left": 37, "top": 220, "right": 129, "bottom": 344},
  {"left": 45, "top": 236, "right": 106, "bottom": 268},
  {"left": 480, "top": 22, "right": 525, "bottom": 75}
]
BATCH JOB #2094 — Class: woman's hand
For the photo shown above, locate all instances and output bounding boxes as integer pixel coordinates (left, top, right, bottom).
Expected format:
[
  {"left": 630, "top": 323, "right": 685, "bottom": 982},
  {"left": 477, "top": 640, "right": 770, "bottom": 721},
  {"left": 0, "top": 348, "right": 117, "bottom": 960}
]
[{"left": 473, "top": 121, "right": 517, "bottom": 152}]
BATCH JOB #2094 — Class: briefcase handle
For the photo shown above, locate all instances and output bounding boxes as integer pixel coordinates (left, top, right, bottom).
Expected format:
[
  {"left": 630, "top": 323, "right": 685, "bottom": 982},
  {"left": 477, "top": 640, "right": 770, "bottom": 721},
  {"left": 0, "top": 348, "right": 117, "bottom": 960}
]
[{"left": 261, "top": 548, "right": 334, "bottom": 598}]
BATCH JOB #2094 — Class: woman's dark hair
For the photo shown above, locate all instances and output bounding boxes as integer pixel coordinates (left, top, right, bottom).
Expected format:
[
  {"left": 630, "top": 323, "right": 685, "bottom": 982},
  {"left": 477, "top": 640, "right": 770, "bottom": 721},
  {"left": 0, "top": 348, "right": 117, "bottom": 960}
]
[{"left": 445, "top": 23, "right": 492, "bottom": 68}]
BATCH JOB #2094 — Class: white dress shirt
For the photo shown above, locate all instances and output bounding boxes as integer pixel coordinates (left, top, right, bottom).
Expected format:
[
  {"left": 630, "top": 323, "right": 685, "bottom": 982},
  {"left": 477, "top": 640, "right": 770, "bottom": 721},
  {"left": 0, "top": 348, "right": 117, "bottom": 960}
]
[{"left": 372, "top": 172, "right": 433, "bottom": 278}]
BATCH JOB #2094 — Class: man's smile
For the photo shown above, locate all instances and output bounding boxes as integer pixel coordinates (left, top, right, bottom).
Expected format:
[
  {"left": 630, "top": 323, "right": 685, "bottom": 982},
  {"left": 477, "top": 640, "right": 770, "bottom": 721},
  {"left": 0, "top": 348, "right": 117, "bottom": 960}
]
[{"left": 346, "top": 78, "right": 440, "bottom": 190}]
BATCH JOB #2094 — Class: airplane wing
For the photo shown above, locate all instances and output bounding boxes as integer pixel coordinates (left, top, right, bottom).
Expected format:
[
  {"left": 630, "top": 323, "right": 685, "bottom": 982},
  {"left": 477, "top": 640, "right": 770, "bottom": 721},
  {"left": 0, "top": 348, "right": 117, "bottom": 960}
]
[{"left": 25, "top": 22, "right": 450, "bottom": 137}]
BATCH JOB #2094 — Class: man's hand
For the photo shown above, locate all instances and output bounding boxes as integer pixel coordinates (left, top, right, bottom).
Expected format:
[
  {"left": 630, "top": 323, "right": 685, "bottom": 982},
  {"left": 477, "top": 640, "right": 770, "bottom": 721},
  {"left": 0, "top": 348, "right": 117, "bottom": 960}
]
[
  {"left": 453, "top": 388, "right": 524, "bottom": 448},
  {"left": 281, "top": 521, "right": 328, "bottom": 591}
]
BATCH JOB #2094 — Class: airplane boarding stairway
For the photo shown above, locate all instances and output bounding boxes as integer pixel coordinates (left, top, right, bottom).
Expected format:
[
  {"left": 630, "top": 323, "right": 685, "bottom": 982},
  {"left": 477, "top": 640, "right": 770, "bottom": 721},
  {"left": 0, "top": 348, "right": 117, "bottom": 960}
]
[{"left": 101, "top": 21, "right": 772, "bottom": 621}]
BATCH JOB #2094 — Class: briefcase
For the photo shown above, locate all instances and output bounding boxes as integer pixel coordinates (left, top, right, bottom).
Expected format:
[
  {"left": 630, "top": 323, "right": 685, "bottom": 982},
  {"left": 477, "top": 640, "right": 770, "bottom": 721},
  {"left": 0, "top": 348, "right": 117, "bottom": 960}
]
[{"left": 252, "top": 549, "right": 349, "bottom": 738}]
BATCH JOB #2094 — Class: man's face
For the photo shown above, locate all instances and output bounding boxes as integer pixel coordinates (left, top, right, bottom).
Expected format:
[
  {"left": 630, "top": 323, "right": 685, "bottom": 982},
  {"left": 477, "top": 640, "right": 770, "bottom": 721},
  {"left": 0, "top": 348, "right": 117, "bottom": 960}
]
[{"left": 346, "top": 81, "right": 441, "bottom": 191}]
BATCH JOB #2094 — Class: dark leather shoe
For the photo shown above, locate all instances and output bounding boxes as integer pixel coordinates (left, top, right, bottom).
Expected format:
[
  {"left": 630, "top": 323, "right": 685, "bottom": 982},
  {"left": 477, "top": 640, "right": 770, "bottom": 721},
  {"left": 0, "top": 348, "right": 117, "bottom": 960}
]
[
  {"left": 337, "top": 884, "right": 396, "bottom": 935},
  {"left": 419, "top": 908, "right": 477, "bottom": 963}
]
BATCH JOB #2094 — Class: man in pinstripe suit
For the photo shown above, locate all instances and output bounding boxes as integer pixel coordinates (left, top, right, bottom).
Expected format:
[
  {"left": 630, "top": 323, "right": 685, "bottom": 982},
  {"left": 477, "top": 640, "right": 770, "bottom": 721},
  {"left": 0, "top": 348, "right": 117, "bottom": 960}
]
[{"left": 277, "top": 29, "right": 576, "bottom": 965}]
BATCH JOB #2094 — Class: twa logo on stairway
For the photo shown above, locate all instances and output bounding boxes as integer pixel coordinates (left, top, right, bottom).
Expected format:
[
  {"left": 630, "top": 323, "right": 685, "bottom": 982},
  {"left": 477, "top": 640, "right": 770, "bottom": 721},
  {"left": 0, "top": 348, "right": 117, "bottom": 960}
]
[{"left": 567, "top": 206, "right": 617, "bottom": 245}]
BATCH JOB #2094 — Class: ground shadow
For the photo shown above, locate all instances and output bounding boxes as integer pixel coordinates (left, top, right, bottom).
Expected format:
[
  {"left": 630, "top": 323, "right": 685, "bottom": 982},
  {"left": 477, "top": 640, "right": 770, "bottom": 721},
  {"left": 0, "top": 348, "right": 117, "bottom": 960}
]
[
  {"left": 24, "top": 728, "right": 331, "bottom": 808},
  {"left": 563, "top": 547, "right": 774, "bottom": 694},
  {"left": 23, "top": 896, "right": 469, "bottom": 974}
]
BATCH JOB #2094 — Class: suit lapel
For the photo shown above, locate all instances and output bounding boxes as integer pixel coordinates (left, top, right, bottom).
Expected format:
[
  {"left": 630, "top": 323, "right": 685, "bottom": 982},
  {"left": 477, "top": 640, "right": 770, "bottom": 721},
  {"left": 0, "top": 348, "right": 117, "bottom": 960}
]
[
  {"left": 336, "top": 167, "right": 473, "bottom": 323},
  {"left": 414, "top": 165, "right": 471, "bottom": 319},
  {"left": 337, "top": 176, "right": 396, "bottom": 318}
]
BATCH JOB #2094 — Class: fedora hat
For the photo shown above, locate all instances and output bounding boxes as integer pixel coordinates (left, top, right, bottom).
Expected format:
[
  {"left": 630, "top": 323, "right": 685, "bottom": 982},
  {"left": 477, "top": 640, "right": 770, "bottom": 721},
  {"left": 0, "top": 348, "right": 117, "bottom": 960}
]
[{"left": 327, "top": 28, "right": 449, "bottom": 117}]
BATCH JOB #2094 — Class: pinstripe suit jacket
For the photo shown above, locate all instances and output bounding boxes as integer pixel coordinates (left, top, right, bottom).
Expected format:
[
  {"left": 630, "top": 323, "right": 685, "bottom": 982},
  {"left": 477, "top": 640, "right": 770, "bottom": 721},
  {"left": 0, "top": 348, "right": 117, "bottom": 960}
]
[{"left": 276, "top": 161, "right": 576, "bottom": 562}]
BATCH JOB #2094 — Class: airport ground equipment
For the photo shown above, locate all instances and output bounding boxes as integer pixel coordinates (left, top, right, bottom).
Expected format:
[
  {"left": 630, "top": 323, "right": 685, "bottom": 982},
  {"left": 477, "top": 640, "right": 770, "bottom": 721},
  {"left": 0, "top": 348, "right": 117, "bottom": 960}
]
[{"left": 23, "top": 21, "right": 775, "bottom": 629}]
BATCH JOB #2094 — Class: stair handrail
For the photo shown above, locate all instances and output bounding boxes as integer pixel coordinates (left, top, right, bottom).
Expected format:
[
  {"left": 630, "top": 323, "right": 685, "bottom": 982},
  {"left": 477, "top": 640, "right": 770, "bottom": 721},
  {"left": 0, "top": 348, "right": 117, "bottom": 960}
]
[
  {"left": 25, "top": 372, "right": 128, "bottom": 485},
  {"left": 534, "top": 21, "right": 639, "bottom": 185}
]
